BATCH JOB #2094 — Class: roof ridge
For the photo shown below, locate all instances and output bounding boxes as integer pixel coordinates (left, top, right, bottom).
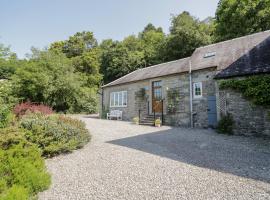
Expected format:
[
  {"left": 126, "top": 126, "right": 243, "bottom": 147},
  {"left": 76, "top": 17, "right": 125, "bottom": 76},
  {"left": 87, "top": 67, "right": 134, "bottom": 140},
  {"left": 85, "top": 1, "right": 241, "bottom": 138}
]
[
  {"left": 196, "top": 29, "right": 270, "bottom": 50},
  {"left": 102, "top": 69, "right": 139, "bottom": 88},
  {"left": 102, "top": 57, "right": 190, "bottom": 87},
  {"left": 137, "top": 57, "right": 190, "bottom": 71}
]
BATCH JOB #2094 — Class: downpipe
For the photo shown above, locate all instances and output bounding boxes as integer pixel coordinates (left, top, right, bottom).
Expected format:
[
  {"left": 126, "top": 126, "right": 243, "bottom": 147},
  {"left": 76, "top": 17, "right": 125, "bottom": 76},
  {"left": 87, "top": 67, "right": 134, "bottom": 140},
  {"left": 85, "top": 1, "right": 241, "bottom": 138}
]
[{"left": 189, "top": 60, "right": 193, "bottom": 128}]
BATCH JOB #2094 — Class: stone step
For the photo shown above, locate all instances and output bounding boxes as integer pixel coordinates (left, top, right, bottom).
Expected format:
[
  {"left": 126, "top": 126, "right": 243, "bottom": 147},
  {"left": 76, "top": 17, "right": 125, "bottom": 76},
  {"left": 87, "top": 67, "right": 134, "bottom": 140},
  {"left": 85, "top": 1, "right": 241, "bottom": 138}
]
[
  {"left": 139, "top": 122, "right": 154, "bottom": 126},
  {"left": 140, "top": 119, "right": 154, "bottom": 124}
]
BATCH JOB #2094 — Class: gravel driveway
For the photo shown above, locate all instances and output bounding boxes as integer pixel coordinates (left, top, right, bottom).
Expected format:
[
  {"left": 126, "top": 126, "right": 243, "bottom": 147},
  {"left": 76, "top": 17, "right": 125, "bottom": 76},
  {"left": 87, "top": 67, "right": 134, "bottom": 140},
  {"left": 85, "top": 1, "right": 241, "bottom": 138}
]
[{"left": 39, "top": 116, "right": 270, "bottom": 200}]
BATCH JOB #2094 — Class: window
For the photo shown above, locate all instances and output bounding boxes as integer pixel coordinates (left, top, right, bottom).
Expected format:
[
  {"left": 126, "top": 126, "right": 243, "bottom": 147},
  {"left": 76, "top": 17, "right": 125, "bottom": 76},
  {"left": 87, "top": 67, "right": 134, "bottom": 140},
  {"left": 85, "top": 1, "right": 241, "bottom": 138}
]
[
  {"left": 153, "top": 81, "right": 162, "bottom": 87},
  {"left": 110, "top": 91, "right": 127, "bottom": 107},
  {"left": 204, "top": 52, "right": 216, "bottom": 58},
  {"left": 193, "top": 82, "right": 202, "bottom": 98}
]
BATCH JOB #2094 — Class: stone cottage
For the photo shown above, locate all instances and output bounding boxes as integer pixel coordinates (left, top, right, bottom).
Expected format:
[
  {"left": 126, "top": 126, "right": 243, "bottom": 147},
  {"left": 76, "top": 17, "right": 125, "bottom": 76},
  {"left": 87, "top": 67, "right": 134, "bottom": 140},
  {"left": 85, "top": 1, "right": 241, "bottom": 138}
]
[{"left": 100, "top": 30, "right": 270, "bottom": 136}]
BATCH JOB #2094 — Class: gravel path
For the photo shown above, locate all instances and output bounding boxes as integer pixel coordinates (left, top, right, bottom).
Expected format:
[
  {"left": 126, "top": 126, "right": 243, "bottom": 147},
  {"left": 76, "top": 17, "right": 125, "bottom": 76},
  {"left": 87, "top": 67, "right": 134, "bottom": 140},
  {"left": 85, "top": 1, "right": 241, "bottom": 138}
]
[{"left": 39, "top": 116, "right": 270, "bottom": 200}]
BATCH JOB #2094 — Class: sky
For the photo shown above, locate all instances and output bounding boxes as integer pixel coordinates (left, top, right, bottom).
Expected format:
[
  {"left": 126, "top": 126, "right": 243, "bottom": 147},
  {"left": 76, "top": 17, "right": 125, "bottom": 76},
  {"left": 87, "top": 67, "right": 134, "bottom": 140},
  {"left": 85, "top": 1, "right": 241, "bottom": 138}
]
[{"left": 0, "top": 0, "right": 219, "bottom": 58}]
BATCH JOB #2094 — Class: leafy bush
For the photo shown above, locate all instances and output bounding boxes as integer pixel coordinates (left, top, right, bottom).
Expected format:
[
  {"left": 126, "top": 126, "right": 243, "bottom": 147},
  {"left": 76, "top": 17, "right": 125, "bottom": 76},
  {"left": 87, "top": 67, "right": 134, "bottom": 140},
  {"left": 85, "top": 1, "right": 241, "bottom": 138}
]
[
  {"left": 0, "top": 185, "right": 28, "bottom": 200},
  {"left": 101, "top": 107, "right": 109, "bottom": 119},
  {"left": 0, "top": 105, "right": 13, "bottom": 128},
  {"left": 0, "top": 80, "right": 19, "bottom": 107},
  {"left": 217, "top": 114, "right": 234, "bottom": 135},
  {"left": 219, "top": 75, "right": 270, "bottom": 107},
  {"left": 13, "top": 102, "right": 54, "bottom": 117},
  {"left": 0, "top": 127, "right": 51, "bottom": 199},
  {"left": 20, "top": 114, "right": 90, "bottom": 157}
]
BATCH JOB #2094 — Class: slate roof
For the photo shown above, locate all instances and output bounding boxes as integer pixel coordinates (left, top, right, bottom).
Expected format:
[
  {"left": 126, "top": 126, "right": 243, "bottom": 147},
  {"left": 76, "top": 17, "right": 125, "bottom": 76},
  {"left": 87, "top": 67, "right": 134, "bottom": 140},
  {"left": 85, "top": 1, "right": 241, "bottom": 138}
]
[
  {"left": 102, "top": 58, "right": 190, "bottom": 87},
  {"left": 215, "top": 33, "right": 270, "bottom": 78},
  {"left": 191, "top": 30, "right": 270, "bottom": 78},
  {"left": 103, "top": 30, "right": 270, "bottom": 88}
]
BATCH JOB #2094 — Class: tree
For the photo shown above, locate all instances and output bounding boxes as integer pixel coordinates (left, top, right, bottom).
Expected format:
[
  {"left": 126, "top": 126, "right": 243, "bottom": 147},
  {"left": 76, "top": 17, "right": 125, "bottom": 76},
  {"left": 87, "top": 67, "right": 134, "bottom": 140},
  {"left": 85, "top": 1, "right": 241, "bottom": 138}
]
[
  {"left": 0, "top": 43, "right": 20, "bottom": 79},
  {"left": 49, "top": 31, "right": 102, "bottom": 87},
  {"left": 140, "top": 24, "right": 166, "bottom": 66},
  {"left": 215, "top": 0, "right": 270, "bottom": 42},
  {"left": 140, "top": 23, "right": 163, "bottom": 37},
  {"left": 0, "top": 43, "right": 12, "bottom": 59},
  {"left": 62, "top": 31, "right": 98, "bottom": 58},
  {"left": 162, "top": 12, "right": 213, "bottom": 61},
  {"left": 100, "top": 24, "right": 166, "bottom": 84},
  {"left": 100, "top": 37, "right": 145, "bottom": 84},
  {"left": 12, "top": 50, "right": 98, "bottom": 113}
]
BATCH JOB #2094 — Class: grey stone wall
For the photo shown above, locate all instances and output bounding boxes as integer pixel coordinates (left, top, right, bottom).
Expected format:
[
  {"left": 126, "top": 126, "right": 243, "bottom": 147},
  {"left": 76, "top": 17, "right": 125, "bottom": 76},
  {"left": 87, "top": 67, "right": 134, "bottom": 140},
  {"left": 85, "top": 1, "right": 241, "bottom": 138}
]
[
  {"left": 100, "top": 68, "right": 270, "bottom": 137},
  {"left": 163, "top": 73, "right": 191, "bottom": 127},
  {"left": 192, "top": 68, "right": 217, "bottom": 128},
  {"left": 101, "top": 69, "right": 218, "bottom": 128},
  {"left": 101, "top": 74, "right": 192, "bottom": 125},
  {"left": 221, "top": 89, "right": 270, "bottom": 137},
  {"left": 101, "top": 80, "right": 149, "bottom": 121}
]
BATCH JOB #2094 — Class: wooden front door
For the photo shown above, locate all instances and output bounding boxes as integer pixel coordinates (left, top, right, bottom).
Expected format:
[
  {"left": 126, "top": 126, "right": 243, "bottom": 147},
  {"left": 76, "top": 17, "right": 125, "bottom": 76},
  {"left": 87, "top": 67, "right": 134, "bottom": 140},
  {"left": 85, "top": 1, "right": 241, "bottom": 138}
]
[{"left": 152, "top": 81, "right": 162, "bottom": 113}]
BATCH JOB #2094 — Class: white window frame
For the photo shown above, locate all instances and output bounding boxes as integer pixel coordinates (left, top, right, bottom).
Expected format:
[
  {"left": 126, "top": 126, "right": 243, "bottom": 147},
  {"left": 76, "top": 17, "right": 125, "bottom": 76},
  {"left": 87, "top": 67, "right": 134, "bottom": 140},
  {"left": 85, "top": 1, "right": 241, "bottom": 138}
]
[
  {"left": 110, "top": 91, "right": 127, "bottom": 107},
  {"left": 193, "top": 82, "right": 202, "bottom": 98}
]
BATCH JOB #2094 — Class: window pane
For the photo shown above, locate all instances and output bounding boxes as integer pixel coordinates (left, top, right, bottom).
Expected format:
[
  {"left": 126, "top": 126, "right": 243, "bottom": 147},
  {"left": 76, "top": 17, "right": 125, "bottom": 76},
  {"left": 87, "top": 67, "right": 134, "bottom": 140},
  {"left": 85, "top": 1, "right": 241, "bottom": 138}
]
[
  {"left": 153, "top": 81, "right": 162, "bottom": 87},
  {"left": 119, "top": 92, "right": 123, "bottom": 106},
  {"left": 110, "top": 93, "right": 114, "bottom": 106},
  {"left": 154, "top": 88, "right": 162, "bottom": 100},
  {"left": 194, "top": 83, "right": 202, "bottom": 97},
  {"left": 123, "top": 91, "right": 127, "bottom": 106},
  {"left": 115, "top": 92, "right": 119, "bottom": 106}
]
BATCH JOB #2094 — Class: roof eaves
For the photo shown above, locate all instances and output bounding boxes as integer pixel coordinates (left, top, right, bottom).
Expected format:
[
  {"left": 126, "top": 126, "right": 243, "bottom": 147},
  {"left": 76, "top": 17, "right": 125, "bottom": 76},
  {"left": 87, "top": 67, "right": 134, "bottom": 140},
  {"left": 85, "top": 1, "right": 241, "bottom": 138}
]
[{"left": 102, "top": 57, "right": 190, "bottom": 88}]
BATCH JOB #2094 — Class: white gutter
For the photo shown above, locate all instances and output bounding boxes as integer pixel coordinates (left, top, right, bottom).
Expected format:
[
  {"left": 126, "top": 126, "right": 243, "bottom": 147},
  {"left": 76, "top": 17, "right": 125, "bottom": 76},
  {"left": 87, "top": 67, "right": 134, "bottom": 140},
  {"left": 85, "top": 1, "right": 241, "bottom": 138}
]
[{"left": 189, "top": 59, "right": 193, "bottom": 128}]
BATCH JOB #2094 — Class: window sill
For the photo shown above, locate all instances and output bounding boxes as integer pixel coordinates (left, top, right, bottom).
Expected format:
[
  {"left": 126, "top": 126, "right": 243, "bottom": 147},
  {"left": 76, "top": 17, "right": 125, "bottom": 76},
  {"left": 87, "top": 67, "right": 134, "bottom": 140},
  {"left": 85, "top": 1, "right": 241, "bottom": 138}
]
[{"left": 110, "top": 105, "right": 128, "bottom": 108}]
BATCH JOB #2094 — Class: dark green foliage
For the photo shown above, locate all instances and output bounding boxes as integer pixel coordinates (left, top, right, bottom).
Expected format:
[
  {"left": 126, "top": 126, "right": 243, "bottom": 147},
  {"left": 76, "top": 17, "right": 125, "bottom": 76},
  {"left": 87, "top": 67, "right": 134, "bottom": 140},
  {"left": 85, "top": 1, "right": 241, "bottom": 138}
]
[
  {"left": 0, "top": 127, "right": 51, "bottom": 199},
  {"left": 217, "top": 114, "right": 234, "bottom": 135},
  {"left": 63, "top": 31, "right": 98, "bottom": 58},
  {"left": 215, "top": 0, "right": 270, "bottom": 42},
  {"left": 101, "top": 107, "right": 109, "bottom": 119},
  {"left": 0, "top": 60, "right": 16, "bottom": 80},
  {"left": 139, "top": 25, "right": 166, "bottom": 66},
  {"left": 162, "top": 12, "right": 213, "bottom": 61},
  {"left": 219, "top": 75, "right": 270, "bottom": 107},
  {"left": 0, "top": 105, "right": 13, "bottom": 128},
  {"left": 20, "top": 114, "right": 90, "bottom": 157},
  {"left": 100, "top": 37, "right": 146, "bottom": 84},
  {"left": 0, "top": 44, "right": 21, "bottom": 80},
  {"left": 100, "top": 12, "right": 213, "bottom": 84},
  {"left": 12, "top": 50, "right": 99, "bottom": 113}
]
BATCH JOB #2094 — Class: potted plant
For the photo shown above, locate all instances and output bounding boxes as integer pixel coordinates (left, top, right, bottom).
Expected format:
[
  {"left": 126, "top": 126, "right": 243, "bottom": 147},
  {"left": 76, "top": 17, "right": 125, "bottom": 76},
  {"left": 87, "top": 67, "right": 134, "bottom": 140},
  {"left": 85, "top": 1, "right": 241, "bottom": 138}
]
[
  {"left": 155, "top": 117, "right": 162, "bottom": 127},
  {"left": 133, "top": 117, "right": 139, "bottom": 125}
]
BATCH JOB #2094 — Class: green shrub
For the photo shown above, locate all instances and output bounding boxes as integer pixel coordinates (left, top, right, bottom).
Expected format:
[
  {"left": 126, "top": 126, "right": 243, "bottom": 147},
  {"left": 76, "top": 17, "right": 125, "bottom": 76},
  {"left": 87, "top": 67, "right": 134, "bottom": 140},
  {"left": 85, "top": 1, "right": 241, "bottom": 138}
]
[
  {"left": 217, "top": 114, "right": 234, "bottom": 135},
  {"left": 0, "top": 127, "right": 50, "bottom": 200},
  {"left": 219, "top": 75, "right": 270, "bottom": 107},
  {"left": 101, "top": 107, "right": 109, "bottom": 119},
  {"left": 1, "top": 185, "right": 28, "bottom": 200},
  {"left": 0, "top": 105, "right": 13, "bottom": 128},
  {"left": 0, "top": 127, "right": 26, "bottom": 150},
  {"left": 20, "top": 113, "right": 90, "bottom": 157}
]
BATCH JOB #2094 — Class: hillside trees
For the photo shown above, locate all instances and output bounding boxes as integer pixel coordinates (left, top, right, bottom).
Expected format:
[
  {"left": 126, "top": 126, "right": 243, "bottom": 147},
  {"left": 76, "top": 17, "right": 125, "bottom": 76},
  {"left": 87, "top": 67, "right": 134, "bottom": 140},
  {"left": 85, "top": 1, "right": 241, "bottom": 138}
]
[
  {"left": 215, "top": 0, "right": 270, "bottom": 42},
  {"left": 2, "top": 1, "right": 270, "bottom": 113},
  {"left": 100, "top": 24, "right": 166, "bottom": 84},
  {"left": 162, "top": 11, "right": 213, "bottom": 61},
  {"left": 99, "top": 37, "right": 145, "bottom": 84},
  {"left": 0, "top": 43, "right": 22, "bottom": 80}
]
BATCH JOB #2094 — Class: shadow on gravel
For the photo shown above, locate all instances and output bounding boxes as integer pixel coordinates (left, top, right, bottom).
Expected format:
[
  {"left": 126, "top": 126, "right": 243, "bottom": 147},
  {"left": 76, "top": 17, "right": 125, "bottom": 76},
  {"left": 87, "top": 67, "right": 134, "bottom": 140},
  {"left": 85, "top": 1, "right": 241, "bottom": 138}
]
[{"left": 108, "top": 128, "right": 270, "bottom": 183}]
